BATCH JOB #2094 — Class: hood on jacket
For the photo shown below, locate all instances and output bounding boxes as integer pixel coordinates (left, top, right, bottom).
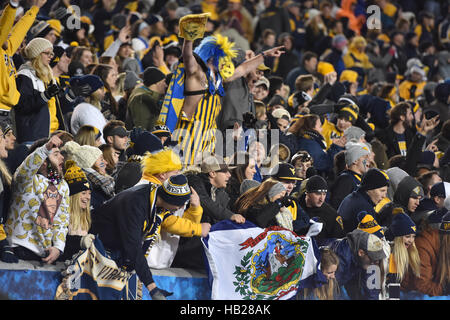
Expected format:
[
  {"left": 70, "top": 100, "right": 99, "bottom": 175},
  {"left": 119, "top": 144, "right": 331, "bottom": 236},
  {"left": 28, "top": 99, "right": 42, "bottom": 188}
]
[
  {"left": 386, "top": 167, "right": 409, "bottom": 200},
  {"left": 393, "top": 175, "right": 424, "bottom": 209}
]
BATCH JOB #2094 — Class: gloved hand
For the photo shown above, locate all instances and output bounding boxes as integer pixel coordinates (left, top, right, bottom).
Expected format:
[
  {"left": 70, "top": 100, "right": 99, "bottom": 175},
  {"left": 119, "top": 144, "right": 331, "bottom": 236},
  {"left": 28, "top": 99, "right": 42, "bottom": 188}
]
[
  {"left": 150, "top": 287, "right": 173, "bottom": 300},
  {"left": 68, "top": 82, "right": 92, "bottom": 99},
  {"left": 80, "top": 234, "right": 95, "bottom": 249},
  {"left": 44, "top": 83, "right": 60, "bottom": 100},
  {"left": 0, "top": 245, "right": 18, "bottom": 263},
  {"left": 280, "top": 196, "right": 294, "bottom": 208}
]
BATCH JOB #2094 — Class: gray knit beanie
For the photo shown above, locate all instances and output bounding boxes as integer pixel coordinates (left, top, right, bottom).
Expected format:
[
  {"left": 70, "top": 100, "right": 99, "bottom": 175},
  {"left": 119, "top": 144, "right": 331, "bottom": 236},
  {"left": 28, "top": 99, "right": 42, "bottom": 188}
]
[
  {"left": 240, "top": 179, "right": 261, "bottom": 195},
  {"left": 25, "top": 37, "right": 53, "bottom": 60},
  {"left": 268, "top": 182, "right": 286, "bottom": 199},
  {"left": 344, "top": 142, "right": 371, "bottom": 166}
]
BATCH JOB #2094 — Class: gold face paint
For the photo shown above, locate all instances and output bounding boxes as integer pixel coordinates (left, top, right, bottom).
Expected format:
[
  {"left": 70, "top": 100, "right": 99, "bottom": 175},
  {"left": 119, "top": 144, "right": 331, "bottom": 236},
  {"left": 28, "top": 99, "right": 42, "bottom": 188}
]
[{"left": 219, "top": 56, "right": 235, "bottom": 80}]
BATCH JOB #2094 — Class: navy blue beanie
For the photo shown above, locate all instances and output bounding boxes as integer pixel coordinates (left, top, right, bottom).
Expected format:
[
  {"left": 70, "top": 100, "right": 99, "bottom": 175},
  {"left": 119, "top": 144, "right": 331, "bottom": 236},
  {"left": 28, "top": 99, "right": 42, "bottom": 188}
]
[
  {"left": 132, "top": 131, "right": 163, "bottom": 156},
  {"left": 69, "top": 75, "right": 104, "bottom": 95},
  {"left": 158, "top": 174, "right": 191, "bottom": 206},
  {"left": 386, "top": 209, "right": 417, "bottom": 241},
  {"left": 418, "top": 150, "right": 435, "bottom": 168},
  {"left": 434, "top": 83, "right": 450, "bottom": 103}
]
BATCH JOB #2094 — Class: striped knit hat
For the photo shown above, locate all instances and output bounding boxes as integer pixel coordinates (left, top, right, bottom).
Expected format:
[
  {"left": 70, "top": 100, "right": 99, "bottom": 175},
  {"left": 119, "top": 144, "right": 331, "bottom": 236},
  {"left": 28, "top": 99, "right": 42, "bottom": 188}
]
[
  {"left": 357, "top": 211, "right": 385, "bottom": 239},
  {"left": 158, "top": 174, "right": 191, "bottom": 206}
]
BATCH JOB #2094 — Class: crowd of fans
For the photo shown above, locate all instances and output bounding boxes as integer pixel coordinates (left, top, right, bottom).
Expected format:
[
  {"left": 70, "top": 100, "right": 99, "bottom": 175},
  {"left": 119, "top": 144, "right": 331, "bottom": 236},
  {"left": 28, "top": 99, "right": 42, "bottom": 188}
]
[{"left": 0, "top": 0, "right": 448, "bottom": 300}]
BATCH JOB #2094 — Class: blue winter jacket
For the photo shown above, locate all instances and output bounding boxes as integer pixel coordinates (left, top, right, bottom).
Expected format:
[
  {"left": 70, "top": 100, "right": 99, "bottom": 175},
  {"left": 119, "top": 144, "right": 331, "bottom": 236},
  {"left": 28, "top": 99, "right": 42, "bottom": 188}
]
[
  {"left": 328, "top": 235, "right": 382, "bottom": 300},
  {"left": 296, "top": 135, "right": 343, "bottom": 177},
  {"left": 337, "top": 188, "right": 377, "bottom": 234}
]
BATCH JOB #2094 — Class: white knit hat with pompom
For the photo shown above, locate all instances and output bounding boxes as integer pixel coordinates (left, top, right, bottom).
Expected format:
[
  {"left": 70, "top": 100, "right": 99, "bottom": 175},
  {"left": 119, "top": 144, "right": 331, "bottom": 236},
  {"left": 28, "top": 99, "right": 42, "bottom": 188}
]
[{"left": 62, "top": 141, "right": 102, "bottom": 169}]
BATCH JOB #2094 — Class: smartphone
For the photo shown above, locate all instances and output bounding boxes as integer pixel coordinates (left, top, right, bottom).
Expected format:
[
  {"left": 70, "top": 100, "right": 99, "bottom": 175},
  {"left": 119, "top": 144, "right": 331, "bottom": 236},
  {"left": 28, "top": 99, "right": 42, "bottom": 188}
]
[{"left": 387, "top": 283, "right": 400, "bottom": 300}]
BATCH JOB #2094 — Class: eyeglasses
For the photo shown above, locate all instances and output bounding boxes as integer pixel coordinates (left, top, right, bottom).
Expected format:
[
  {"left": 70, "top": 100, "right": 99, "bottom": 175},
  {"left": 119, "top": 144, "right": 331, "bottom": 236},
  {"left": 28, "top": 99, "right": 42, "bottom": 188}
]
[{"left": 42, "top": 51, "right": 55, "bottom": 58}]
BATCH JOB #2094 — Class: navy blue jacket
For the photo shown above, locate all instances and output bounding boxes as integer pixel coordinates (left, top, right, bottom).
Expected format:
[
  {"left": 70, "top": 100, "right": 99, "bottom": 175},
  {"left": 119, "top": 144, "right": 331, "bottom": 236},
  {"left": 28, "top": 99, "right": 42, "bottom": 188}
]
[
  {"left": 296, "top": 134, "right": 342, "bottom": 178},
  {"left": 328, "top": 236, "right": 382, "bottom": 300},
  {"left": 337, "top": 188, "right": 377, "bottom": 234},
  {"left": 14, "top": 74, "right": 52, "bottom": 144},
  {"left": 329, "top": 170, "right": 362, "bottom": 210},
  {"left": 91, "top": 183, "right": 161, "bottom": 287}
]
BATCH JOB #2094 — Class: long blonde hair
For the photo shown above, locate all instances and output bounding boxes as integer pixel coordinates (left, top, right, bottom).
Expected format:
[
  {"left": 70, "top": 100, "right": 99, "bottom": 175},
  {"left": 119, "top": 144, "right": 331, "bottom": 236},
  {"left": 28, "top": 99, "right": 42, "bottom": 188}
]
[
  {"left": 31, "top": 56, "right": 53, "bottom": 84},
  {"left": 437, "top": 234, "right": 450, "bottom": 286},
  {"left": 392, "top": 236, "right": 421, "bottom": 282},
  {"left": 0, "top": 159, "right": 11, "bottom": 186},
  {"left": 68, "top": 192, "right": 91, "bottom": 233}
]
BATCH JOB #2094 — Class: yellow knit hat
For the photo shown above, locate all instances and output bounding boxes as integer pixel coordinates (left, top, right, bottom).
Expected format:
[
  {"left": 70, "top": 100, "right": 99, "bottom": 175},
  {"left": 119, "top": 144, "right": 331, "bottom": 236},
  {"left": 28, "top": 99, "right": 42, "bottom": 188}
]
[
  {"left": 357, "top": 211, "right": 385, "bottom": 238},
  {"left": 317, "top": 61, "right": 335, "bottom": 76},
  {"left": 64, "top": 160, "right": 90, "bottom": 196},
  {"left": 47, "top": 19, "right": 61, "bottom": 36},
  {"left": 339, "top": 70, "right": 358, "bottom": 83}
]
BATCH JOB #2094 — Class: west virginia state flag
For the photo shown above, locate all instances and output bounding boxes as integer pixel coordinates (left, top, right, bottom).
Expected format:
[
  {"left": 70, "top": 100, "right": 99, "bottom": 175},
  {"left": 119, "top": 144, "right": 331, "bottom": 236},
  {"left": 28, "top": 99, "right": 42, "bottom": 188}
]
[{"left": 202, "top": 220, "right": 322, "bottom": 300}]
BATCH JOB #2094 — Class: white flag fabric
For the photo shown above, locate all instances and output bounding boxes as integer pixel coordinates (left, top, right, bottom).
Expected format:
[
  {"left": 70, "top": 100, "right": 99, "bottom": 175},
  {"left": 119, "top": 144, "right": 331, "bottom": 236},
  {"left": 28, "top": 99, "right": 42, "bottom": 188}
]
[{"left": 202, "top": 220, "right": 321, "bottom": 300}]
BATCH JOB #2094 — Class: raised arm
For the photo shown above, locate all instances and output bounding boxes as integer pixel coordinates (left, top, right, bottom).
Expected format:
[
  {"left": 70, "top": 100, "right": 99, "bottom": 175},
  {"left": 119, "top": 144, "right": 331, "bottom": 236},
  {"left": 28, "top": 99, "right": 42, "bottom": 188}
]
[
  {"left": 226, "top": 46, "right": 285, "bottom": 82},
  {"left": 0, "top": 0, "right": 19, "bottom": 46}
]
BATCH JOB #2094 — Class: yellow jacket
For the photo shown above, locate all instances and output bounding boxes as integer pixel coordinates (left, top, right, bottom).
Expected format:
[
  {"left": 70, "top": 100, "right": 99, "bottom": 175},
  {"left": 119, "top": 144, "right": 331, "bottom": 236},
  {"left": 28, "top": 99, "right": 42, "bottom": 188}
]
[
  {"left": 0, "top": 5, "right": 39, "bottom": 110},
  {"left": 142, "top": 174, "right": 204, "bottom": 236},
  {"left": 322, "top": 118, "right": 343, "bottom": 149},
  {"left": 398, "top": 80, "right": 426, "bottom": 101}
]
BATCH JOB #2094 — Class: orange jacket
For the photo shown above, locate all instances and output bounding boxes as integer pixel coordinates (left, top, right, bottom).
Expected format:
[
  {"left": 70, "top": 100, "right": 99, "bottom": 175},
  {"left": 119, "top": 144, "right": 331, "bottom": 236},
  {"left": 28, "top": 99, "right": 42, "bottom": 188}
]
[{"left": 413, "top": 228, "right": 444, "bottom": 296}]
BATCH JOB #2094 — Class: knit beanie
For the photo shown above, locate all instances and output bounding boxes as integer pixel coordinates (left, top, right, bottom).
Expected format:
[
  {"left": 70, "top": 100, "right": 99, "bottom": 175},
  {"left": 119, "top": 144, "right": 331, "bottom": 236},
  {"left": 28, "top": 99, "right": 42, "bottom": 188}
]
[
  {"left": 417, "top": 150, "right": 436, "bottom": 169},
  {"left": 62, "top": 141, "right": 103, "bottom": 169},
  {"left": 306, "top": 175, "right": 328, "bottom": 193},
  {"left": 385, "top": 208, "right": 416, "bottom": 241},
  {"left": 69, "top": 75, "right": 104, "bottom": 96},
  {"left": 64, "top": 160, "right": 91, "bottom": 196},
  {"left": 132, "top": 131, "right": 164, "bottom": 156},
  {"left": 25, "top": 37, "right": 53, "bottom": 60},
  {"left": 337, "top": 94, "right": 359, "bottom": 124},
  {"left": 357, "top": 211, "right": 385, "bottom": 239},
  {"left": 240, "top": 179, "right": 261, "bottom": 195},
  {"left": 360, "top": 168, "right": 390, "bottom": 191},
  {"left": 430, "top": 182, "right": 450, "bottom": 199},
  {"left": 345, "top": 141, "right": 371, "bottom": 166},
  {"left": 50, "top": 46, "right": 66, "bottom": 68},
  {"left": 440, "top": 211, "right": 450, "bottom": 234},
  {"left": 332, "top": 34, "right": 348, "bottom": 49},
  {"left": 268, "top": 182, "right": 286, "bottom": 199},
  {"left": 344, "top": 126, "right": 365, "bottom": 142},
  {"left": 158, "top": 174, "right": 191, "bottom": 206},
  {"left": 143, "top": 67, "right": 166, "bottom": 87},
  {"left": 434, "top": 82, "right": 450, "bottom": 103},
  {"left": 151, "top": 125, "right": 171, "bottom": 138}
]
